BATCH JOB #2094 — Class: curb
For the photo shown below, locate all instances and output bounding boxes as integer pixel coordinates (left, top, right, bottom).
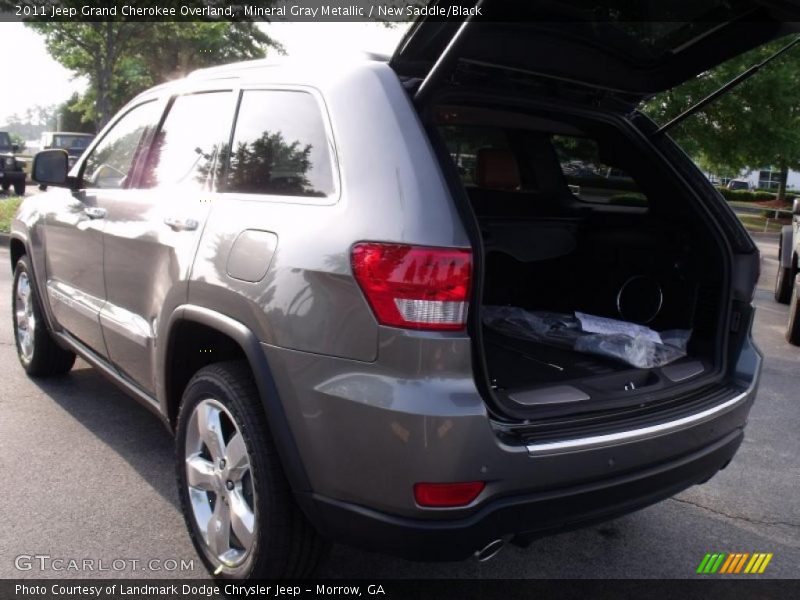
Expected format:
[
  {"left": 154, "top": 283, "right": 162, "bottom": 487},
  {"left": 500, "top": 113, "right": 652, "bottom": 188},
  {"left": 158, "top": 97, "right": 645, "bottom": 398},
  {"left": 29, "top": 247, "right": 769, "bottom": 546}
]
[{"left": 748, "top": 231, "right": 780, "bottom": 241}]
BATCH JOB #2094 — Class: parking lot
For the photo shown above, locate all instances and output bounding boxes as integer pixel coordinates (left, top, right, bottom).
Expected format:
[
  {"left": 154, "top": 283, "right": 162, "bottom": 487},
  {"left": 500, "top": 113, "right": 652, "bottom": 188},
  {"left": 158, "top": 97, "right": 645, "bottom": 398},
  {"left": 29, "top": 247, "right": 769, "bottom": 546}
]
[{"left": 0, "top": 238, "right": 798, "bottom": 579}]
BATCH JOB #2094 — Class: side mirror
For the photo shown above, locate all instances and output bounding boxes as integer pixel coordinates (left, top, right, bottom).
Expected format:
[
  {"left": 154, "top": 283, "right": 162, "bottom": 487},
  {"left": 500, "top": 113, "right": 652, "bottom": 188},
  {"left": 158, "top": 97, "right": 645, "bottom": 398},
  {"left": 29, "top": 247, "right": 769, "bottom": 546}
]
[
  {"left": 793, "top": 198, "right": 800, "bottom": 217},
  {"left": 11, "top": 143, "right": 19, "bottom": 153},
  {"left": 33, "top": 149, "right": 69, "bottom": 186}
]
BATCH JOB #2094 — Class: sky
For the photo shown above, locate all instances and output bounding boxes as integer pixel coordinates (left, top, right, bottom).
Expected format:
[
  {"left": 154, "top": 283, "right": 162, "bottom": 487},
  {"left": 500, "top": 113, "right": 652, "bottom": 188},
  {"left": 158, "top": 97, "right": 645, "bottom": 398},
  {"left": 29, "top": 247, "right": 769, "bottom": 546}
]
[{"left": 0, "top": 21, "right": 408, "bottom": 129}]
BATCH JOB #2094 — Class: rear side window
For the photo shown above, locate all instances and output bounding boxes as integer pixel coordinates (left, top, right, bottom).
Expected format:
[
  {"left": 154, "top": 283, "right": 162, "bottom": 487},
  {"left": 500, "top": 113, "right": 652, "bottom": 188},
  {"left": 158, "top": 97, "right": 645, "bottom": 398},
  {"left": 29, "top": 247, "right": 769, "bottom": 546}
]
[
  {"left": 140, "top": 91, "right": 234, "bottom": 190},
  {"left": 439, "top": 126, "right": 512, "bottom": 187},
  {"left": 552, "top": 135, "right": 648, "bottom": 207},
  {"left": 82, "top": 101, "right": 161, "bottom": 190},
  {"left": 224, "top": 90, "right": 335, "bottom": 197}
]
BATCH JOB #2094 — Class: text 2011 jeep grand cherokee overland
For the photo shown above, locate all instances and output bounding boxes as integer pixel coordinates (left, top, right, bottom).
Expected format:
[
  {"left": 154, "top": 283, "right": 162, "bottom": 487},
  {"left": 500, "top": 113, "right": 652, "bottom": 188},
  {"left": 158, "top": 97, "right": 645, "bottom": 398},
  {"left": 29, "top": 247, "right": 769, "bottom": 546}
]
[{"left": 12, "top": 1, "right": 790, "bottom": 578}]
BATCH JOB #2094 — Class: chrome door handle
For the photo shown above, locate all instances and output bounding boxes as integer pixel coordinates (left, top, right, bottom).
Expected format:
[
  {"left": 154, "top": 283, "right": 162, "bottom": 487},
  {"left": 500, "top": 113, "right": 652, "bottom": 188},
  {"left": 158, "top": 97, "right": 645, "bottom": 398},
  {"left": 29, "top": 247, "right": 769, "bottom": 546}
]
[
  {"left": 163, "top": 217, "right": 199, "bottom": 232},
  {"left": 83, "top": 207, "right": 106, "bottom": 219}
]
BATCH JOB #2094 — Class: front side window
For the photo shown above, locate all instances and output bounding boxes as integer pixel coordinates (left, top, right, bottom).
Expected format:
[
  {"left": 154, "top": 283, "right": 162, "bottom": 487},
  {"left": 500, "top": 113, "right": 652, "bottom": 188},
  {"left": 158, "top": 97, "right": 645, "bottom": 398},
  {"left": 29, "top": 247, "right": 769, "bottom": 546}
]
[
  {"left": 140, "top": 91, "right": 234, "bottom": 190},
  {"left": 225, "top": 90, "right": 335, "bottom": 197},
  {"left": 82, "top": 101, "right": 161, "bottom": 189}
]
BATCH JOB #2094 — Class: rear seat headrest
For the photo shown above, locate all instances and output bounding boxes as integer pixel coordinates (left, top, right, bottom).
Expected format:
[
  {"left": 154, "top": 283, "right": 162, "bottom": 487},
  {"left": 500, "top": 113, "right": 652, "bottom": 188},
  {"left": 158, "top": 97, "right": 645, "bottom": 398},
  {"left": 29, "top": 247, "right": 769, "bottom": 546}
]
[{"left": 475, "top": 148, "right": 521, "bottom": 191}]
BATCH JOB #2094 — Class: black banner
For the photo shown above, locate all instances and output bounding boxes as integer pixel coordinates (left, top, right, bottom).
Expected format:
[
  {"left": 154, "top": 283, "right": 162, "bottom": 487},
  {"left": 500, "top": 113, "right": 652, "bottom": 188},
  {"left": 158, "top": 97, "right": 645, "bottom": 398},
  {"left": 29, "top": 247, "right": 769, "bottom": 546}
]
[
  {"left": 0, "top": 0, "right": 795, "bottom": 23},
  {"left": 3, "top": 579, "right": 800, "bottom": 600}
]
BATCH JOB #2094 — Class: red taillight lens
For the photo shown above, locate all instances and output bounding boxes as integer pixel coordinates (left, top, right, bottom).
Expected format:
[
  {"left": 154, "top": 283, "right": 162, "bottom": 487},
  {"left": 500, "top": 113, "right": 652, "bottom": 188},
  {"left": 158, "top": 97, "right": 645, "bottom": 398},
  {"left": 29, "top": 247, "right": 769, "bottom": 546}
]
[
  {"left": 414, "top": 482, "right": 485, "bottom": 507},
  {"left": 351, "top": 242, "right": 472, "bottom": 331}
]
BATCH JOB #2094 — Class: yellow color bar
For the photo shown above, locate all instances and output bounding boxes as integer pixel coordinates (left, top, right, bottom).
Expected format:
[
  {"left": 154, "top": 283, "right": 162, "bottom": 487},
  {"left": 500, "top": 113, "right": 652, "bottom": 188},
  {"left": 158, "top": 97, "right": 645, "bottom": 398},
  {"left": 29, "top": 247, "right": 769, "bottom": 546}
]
[
  {"left": 744, "top": 554, "right": 758, "bottom": 573},
  {"left": 758, "top": 553, "right": 773, "bottom": 574}
]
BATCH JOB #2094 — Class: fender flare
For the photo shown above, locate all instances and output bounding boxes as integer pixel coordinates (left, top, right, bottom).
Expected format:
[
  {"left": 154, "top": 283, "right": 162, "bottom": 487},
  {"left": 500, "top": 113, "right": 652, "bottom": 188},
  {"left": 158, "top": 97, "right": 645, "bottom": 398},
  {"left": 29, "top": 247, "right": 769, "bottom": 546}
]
[
  {"left": 779, "top": 225, "right": 795, "bottom": 270},
  {"left": 161, "top": 304, "right": 311, "bottom": 493},
  {"left": 8, "top": 233, "right": 60, "bottom": 333}
]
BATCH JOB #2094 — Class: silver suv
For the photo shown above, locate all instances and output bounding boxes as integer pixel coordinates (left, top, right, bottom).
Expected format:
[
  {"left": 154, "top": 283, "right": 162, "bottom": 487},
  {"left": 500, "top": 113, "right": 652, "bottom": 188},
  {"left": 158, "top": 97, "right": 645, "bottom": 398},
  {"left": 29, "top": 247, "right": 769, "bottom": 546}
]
[{"left": 12, "top": 13, "right": 770, "bottom": 579}]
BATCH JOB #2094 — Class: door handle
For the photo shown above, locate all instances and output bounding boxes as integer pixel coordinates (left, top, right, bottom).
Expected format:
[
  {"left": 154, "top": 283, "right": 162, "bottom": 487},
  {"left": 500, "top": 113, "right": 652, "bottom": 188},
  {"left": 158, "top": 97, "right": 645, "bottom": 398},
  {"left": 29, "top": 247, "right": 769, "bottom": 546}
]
[
  {"left": 163, "top": 217, "right": 199, "bottom": 232},
  {"left": 83, "top": 207, "right": 106, "bottom": 219}
]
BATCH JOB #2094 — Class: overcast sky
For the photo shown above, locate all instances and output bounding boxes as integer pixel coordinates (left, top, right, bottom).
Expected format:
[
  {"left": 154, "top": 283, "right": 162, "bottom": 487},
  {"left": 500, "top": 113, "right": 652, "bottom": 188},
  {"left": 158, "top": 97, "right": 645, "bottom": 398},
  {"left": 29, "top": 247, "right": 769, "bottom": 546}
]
[{"left": 0, "top": 21, "right": 408, "bottom": 129}]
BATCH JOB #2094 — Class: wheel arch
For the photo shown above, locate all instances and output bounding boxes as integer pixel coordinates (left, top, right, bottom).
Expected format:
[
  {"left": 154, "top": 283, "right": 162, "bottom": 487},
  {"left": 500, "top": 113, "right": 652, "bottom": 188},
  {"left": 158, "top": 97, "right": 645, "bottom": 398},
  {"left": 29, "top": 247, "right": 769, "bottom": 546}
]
[
  {"left": 161, "top": 304, "right": 311, "bottom": 493},
  {"left": 8, "top": 234, "right": 59, "bottom": 333},
  {"left": 9, "top": 236, "right": 26, "bottom": 271}
]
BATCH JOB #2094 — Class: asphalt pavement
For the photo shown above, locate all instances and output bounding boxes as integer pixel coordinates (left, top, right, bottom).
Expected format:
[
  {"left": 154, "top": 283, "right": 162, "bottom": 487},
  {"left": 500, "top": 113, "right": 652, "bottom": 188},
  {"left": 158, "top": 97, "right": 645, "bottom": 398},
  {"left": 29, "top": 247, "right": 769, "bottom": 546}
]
[{"left": 0, "top": 239, "right": 798, "bottom": 579}]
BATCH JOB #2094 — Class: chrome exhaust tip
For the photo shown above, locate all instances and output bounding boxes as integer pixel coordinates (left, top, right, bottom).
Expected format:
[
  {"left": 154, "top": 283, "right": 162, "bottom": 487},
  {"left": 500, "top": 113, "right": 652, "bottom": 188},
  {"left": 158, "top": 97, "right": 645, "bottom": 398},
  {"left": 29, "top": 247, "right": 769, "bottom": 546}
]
[{"left": 474, "top": 538, "right": 505, "bottom": 562}]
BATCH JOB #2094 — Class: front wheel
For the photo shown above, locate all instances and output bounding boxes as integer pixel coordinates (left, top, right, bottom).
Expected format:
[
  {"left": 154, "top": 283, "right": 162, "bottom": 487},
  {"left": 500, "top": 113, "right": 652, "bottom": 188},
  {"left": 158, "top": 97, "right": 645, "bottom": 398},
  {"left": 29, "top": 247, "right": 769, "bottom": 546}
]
[
  {"left": 12, "top": 256, "right": 76, "bottom": 376},
  {"left": 175, "top": 361, "right": 326, "bottom": 579}
]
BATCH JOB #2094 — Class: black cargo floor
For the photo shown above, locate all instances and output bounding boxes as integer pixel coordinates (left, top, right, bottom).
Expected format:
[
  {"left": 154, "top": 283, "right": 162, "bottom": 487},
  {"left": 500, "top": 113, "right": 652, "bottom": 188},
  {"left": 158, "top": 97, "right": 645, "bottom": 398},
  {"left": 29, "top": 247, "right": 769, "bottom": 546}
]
[{"left": 484, "top": 328, "right": 634, "bottom": 390}]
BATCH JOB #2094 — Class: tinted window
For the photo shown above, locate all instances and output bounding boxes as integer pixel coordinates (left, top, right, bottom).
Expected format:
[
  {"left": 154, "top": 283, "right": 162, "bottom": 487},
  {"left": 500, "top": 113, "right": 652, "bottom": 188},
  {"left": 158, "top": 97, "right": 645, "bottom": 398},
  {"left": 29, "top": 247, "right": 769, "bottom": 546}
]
[
  {"left": 0, "top": 132, "right": 11, "bottom": 150},
  {"left": 140, "top": 91, "right": 233, "bottom": 190},
  {"left": 82, "top": 101, "right": 161, "bottom": 189},
  {"left": 552, "top": 135, "right": 648, "bottom": 207},
  {"left": 225, "top": 91, "right": 334, "bottom": 197}
]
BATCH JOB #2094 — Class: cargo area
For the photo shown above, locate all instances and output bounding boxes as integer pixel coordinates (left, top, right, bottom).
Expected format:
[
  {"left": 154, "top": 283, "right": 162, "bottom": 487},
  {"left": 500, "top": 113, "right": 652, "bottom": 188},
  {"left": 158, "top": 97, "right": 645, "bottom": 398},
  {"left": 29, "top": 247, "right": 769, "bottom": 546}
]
[{"left": 434, "top": 104, "right": 729, "bottom": 419}]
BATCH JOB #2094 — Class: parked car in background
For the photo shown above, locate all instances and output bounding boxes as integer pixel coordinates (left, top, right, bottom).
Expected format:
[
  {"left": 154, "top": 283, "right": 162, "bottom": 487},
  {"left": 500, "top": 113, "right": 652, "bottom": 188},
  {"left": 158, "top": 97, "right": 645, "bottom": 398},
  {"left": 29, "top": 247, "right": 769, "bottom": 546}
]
[
  {"left": 726, "top": 179, "right": 752, "bottom": 190},
  {"left": 775, "top": 199, "right": 800, "bottom": 343},
  {"left": 39, "top": 131, "right": 94, "bottom": 169},
  {"left": 0, "top": 131, "right": 26, "bottom": 196},
  {"left": 10, "top": 3, "right": 779, "bottom": 579}
]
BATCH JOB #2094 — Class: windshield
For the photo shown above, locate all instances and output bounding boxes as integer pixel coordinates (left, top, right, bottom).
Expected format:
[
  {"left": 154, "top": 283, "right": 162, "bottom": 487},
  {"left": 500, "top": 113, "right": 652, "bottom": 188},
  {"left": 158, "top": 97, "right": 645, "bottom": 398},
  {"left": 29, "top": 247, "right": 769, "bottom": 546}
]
[{"left": 53, "top": 135, "right": 92, "bottom": 150}]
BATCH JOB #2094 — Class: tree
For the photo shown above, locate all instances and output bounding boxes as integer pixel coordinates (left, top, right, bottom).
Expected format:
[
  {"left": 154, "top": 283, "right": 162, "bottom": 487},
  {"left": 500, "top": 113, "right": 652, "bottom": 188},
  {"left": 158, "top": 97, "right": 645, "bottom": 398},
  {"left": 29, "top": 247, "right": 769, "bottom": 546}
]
[
  {"left": 644, "top": 38, "right": 800, "bottom": 201},
  {"left": 27, "top": 8, "right": 280, "bottom": 128},
  {"left": 56, "top": 93, "right": 96, "bottom": 133}
]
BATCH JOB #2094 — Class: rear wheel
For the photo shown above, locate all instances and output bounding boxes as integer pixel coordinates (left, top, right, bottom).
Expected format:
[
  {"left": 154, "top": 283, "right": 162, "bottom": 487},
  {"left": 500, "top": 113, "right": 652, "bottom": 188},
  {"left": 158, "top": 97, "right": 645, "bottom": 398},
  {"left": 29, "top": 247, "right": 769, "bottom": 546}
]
[
  {"left": 775, "top": 240, "right": 794, "bottom": 304},
  {"left": 175, "top": 361, "right": 326, "bottom": 579},
  {"left": 12, "top": 255, "right": 76, "bottom": 376},
  {"left": 786, "top": 279, "right": 800, "bottom": 345},
  {"left": 13, "top": 180, "right": 25, "bottom": 196},
  {"left": 1, "top": 183, "right": 9, "bottom": 192}
]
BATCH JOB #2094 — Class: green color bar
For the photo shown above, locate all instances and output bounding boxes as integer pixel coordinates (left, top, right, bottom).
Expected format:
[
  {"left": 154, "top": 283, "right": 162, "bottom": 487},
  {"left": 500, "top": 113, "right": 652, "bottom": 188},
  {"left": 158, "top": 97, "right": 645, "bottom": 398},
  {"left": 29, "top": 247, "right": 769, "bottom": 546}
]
[
  {"left": 710, "top": 553, "right": 727, "bottom": 573},
  {"left": 697, "top": 554, "right": 713, "bottom": 574}
]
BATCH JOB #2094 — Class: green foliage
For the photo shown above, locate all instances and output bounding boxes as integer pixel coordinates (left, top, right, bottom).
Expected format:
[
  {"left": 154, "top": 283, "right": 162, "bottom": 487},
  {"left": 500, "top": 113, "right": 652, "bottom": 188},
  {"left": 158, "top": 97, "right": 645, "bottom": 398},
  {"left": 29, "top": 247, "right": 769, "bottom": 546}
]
[
  {"left": 644, "top": 37, "right": 800, "bottom": 200},
  {"left": 715, "top": 187, "right": 796, "bottom": 203},
  {"left": 28, "top": 10, "right": 281, "bottom": 127},
  {"left": 0, "top": 196, "right": 23, "bottom": 234},
  {"left": 57, "top": 93, "right": 96, "bottom": 133},
  {"left": 8, "top": 133, "right": 26, "bottom": 153},
  {"left": 3, "top": 105, "right": 56, "bottom": 140}
]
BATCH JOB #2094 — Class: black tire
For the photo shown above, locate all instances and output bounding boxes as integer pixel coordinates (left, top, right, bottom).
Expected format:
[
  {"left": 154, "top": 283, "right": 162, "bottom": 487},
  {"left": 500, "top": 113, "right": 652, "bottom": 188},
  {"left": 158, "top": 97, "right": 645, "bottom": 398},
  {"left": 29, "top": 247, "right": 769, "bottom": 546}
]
[
  {"left": 775, "top": 264, "right": 793, "bottom": 304},
  {"left": 175, "top": 361, "right": 326, "bottom": 579},
  {"left": 12, "top": 255, "right": 76, "bottom": 376},
  {"left": 787, "top": 281, "right": 800, "bottom": 345},
  {"left": 775, "top": 239, "right": 794, "bottom": 304},
  {"left": 13, "top": 180, "right": 25, "bottom": 196},
  {"left": 1, "top": 182, "right": 9, "bottom": 192}
]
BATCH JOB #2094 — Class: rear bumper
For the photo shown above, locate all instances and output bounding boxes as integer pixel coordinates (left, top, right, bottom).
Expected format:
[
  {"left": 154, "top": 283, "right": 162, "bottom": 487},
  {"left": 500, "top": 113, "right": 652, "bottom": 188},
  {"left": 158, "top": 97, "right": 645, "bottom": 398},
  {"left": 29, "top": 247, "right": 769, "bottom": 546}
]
[{"left": 298, "top": 428, "right": 743, "bottom": 561}]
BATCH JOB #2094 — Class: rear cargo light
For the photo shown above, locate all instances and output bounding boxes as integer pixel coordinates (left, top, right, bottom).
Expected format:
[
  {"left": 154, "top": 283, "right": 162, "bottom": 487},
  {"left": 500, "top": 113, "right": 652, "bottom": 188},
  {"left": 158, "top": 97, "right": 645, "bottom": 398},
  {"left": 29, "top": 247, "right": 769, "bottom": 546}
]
[
  {"left": 351, "top": 242, "right": 472, "bottom": 331},
  {"left": 414, "top": 482, "right": 485, "bottom": 507}
]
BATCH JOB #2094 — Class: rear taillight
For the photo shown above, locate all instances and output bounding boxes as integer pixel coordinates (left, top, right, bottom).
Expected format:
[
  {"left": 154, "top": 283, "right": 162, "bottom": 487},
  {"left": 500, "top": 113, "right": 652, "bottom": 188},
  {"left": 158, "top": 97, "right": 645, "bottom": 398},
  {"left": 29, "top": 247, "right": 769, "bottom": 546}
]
[
  {"left": 414, "top": 482, "right": 485, "bottom": 507},
  {"left": 351, "top": 242, "right": 472, "bottom": 331}
]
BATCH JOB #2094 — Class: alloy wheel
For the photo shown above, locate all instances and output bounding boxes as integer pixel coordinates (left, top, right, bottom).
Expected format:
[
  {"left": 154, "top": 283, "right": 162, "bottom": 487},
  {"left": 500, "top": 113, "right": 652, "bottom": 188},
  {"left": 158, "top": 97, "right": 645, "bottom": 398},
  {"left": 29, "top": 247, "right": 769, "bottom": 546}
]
[
  {"left": 15, "top": 271, "right": 35, "bottom": 363},
  {"left": 184, "top": 399, "right": 256, "bottom": 568}
]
